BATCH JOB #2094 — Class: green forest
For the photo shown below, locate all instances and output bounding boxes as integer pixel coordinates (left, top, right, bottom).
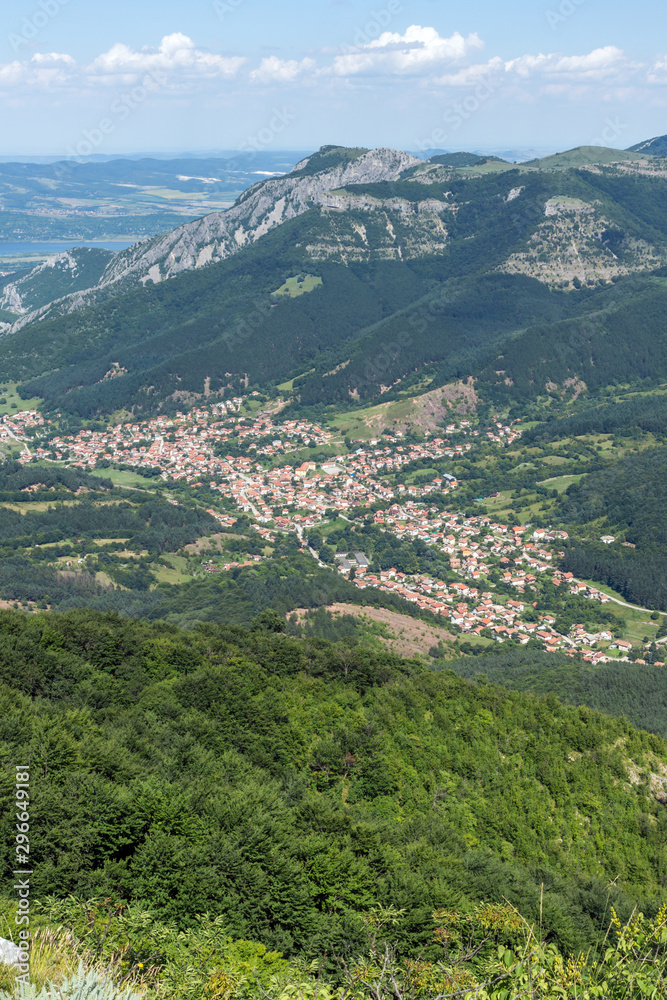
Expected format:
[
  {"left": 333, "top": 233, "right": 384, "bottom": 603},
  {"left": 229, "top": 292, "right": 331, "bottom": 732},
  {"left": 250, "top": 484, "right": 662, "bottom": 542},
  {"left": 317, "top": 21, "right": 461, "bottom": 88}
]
[
  {"left": 1, "top": 609, "right": 667, "bottom": 998},
  {"left": 556, "top": 447, "right": 667, "bottom": 609}
]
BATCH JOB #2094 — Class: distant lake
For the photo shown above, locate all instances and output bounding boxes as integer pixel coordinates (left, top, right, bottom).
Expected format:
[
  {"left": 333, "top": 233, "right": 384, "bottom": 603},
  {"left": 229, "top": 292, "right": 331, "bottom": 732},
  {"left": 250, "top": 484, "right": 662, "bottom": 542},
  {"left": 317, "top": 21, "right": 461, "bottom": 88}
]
[{"left": 0, "top": 239, "right": 138, "bottom": 256}]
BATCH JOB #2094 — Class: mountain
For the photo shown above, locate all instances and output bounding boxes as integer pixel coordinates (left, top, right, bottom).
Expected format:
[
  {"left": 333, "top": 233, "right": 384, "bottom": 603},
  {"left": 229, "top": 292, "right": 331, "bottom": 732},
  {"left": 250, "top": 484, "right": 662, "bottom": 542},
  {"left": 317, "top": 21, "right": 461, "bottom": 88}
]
[
  {"left": 4, "top": 142, "right": 667, "bottom": 415},
  {"left": 0, "top": 151, "right": 306, "bottom": 244},
  {"left": 0, "top": 247, "right": 113, "bottom": 321},
  {"left": 3, "top": 145, "right": 420, "bottom": 333},
  {"left": 524, "top": 145, "right": 651, "bottom": 168},
  {"left": 628, "top": 134, "right": 667, "bottom": 156},
  {"left": 428, "top": 152, "right": 508, "bottom": 167}
]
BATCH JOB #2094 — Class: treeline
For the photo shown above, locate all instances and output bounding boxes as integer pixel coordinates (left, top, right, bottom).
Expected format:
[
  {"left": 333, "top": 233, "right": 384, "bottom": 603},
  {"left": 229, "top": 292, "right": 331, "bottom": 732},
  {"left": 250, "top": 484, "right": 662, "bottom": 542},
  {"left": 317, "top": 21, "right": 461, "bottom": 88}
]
[
  {"left": 0, "top": 498, "right": 216, "bottom": 554},
  {"left": 446, "top": 646, "right": 667, "bottom": 737},
  {"left": 0, "top": 546, "right": 451, "bottom": 630},
  {"left": 555, "top": 446, "right": 667, "bottom": 609},
  {"left": 561, "top": 544, "right": 667, "bottom": 612},
  {"left": 308, "top": 520, "right": 453, "bottom": 580},
  {"left": 0, "top": 461, "right": 112, "bottom": 500},
  {"left": 524, "top": 393, "right": 667, "bottom": 443},
  {"left": 475, "top": 281, "right": 667, "bottom": 406},
  {"left": 0, "top": 608, "right": 666, "bottom": 963},
  {"left": 557, "top": 445, "right": 667, "bottom": 548}
]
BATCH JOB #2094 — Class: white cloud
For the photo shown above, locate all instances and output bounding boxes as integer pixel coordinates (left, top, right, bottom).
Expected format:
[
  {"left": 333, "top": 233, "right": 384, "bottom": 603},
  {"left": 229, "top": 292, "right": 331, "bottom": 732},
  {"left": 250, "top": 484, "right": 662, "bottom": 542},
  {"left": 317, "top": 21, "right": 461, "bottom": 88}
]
[
  {"left": 434, "top": 57, "right": 505, "bottom": 87},
  {"left": 0, "top": 61, "right": 25, "bottom": 86},
  {"left": 332, "top": 26, "right": 484, "bottom": 76},
  {"left": 250, "top": 56, "right": 316, "bottom": 83},
  {"left": 88, "top": 33, "right": 245, "bottom": 80},
  {"left": 648, "top": 56, "right": 667, "bottom": 83},
  {"left": 505, "top": 46, "right": 626, "bottom": 81},
  {"left": 31, "top": 52, "right": 76, "bottom": 66},
  {"left": 0, "top": 54, "right": 77, "bottom": 90}
]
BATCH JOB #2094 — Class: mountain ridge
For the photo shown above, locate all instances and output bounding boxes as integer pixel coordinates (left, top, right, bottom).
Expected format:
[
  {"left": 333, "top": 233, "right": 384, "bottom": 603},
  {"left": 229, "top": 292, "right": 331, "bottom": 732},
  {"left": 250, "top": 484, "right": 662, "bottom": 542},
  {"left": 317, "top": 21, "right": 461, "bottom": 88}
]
[{"left": 4, "top": 140, "right": 667, "bottom": 414}]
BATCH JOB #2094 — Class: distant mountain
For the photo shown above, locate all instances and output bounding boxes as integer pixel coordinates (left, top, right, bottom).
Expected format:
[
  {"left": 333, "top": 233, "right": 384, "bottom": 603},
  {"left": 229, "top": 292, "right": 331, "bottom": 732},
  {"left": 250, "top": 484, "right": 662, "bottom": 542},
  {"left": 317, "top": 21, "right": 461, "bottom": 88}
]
[
  {"left": 428, "top": 152, "right": 507, "bottom": 167},
  {"left": 524, "top": 145, "right": 651, "bottom": 169},
  {"left": 3, "top": 146, "right": 421, "bottom": 331},
  {"left": 0, "top": 151, "right": 306, "bottom": 244},
  {"left": 628, "top": 135, "right": 667, "bottom": 156},
  {"left": 4, "top": 142, "right": 667, "bottom": 416}
]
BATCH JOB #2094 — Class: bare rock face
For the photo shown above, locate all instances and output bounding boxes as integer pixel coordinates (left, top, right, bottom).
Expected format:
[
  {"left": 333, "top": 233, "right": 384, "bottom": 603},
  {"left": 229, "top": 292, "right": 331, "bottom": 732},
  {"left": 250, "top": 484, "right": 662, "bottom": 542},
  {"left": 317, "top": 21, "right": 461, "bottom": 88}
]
[
  {"left": 0, "top": 248, "right": 113, "bottom": 317},
  {"left": 100, "top": 148, "right": 421, "bottom": 286},
  {"left": 3, "top": 148, "right": 421, "bottom": 335}
]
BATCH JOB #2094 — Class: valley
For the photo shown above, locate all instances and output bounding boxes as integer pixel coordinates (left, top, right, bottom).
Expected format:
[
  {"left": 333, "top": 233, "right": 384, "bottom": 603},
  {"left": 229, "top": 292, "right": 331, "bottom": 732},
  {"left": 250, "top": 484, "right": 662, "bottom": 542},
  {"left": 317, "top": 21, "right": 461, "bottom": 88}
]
[{"left": 2, "top": 140, "right": 667, "bottom": 999}]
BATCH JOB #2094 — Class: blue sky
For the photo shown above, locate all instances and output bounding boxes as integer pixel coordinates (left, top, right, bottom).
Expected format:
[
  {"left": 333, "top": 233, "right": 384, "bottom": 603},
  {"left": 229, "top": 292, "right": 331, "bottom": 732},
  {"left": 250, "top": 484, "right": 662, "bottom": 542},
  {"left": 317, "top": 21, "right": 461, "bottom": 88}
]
[{"left": 1, "top": 0, "right": 666, "bottom": 156}]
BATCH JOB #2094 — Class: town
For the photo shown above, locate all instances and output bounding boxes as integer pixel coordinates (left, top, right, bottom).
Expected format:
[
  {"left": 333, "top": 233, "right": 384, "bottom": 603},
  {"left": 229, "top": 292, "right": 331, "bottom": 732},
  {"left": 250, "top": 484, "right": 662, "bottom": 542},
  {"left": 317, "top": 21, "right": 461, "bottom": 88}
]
[{"left": 1, "top": 399, "right": 653, "bottom": 663}]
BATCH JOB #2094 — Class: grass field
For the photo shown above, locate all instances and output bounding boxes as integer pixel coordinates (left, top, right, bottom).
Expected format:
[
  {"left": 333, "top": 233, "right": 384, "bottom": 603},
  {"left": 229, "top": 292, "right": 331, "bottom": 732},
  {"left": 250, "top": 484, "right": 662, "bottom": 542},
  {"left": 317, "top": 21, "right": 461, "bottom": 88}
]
[
  {"left": 0, "top": 382, "right": 42, "bottom": 416},
  {"left": 89, "top": 468, "right": 156, "bottom": 489},
  {"left": 329, "top": 397, "right": 417, "bottom": 439},
  {"left": 272, "top": 275, "right": 323, "bottom": 298},
  {"left": 152, "top": 555, "right": 192, "bottom": 585},
  {"left": 538, "top": 473, "right": 585, "bottom": 492}
]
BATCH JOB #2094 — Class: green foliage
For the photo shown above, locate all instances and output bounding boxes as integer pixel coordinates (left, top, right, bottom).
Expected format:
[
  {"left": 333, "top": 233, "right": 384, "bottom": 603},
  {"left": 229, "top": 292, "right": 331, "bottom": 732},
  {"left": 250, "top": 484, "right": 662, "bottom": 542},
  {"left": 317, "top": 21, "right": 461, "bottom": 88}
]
[
  {"left": 558, "top": 446, "right": 667, "bottom": 609},
  {"left": 524, "top": 395, "right": 667, "bottom": 442},
  {"left": 0, "top": 463, "right": 112, "bottom": 502},
  {"left": 445, "top": 646, "right": 667, "bottom": 737},
  {"left": 0, "top": 609, "right": 665, "bottom": 965}
]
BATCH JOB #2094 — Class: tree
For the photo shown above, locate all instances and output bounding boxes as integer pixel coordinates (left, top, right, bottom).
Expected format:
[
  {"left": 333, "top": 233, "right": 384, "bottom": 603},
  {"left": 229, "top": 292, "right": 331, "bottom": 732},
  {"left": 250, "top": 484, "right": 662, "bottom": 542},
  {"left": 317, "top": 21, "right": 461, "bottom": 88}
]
[{"left": 251, "top": 608, "right": 286, "bottom": 633}]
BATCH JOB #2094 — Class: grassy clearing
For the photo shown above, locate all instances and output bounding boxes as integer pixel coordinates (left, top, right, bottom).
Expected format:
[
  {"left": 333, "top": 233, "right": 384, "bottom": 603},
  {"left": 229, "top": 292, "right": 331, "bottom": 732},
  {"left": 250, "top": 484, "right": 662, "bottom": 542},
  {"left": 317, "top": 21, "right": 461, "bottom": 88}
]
[
  {"left": 538, "top": 473, "right": 585, "bottom": 492},
  {"left": 89, "top": 467, "right": 155, "bottom": 488},
  {"left": 318, "top": 517, "right": 353, "bottom": 536},
  {"left": 272, "top": 274, "right": 323, "bottom": 298},
  {"left": 152, "top": 555, "right": 192, "bottom": 585},
  {"left": 477, "top": 490, "right": 512, "bottom": 508},
  {"left": 0, "top": 381, "right": 42, "bottom": 415},
  {"left": 457, "top": 634, "right": 494, "bottom": 647},
  {"left": 329, "top": 398, "right": 415, "bottom": 440}
]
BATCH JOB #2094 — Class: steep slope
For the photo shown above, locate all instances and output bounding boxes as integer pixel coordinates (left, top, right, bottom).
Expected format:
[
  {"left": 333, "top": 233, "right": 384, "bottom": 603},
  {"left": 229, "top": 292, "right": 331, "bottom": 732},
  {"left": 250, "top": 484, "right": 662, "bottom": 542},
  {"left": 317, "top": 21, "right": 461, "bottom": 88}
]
[
  {"left": 1, "top": 609, "right": 666, "bottom": 956},
  {"left": 0, "top": 248, "right": 113, "bottom": 320},
  {"left": 628, "top": 134, "right": 667, "bottom": 156},
  {"left": 6, "top": 147, "right": 420, "bottom": 333},
  {"left": 4, "top": 145, "right": 667, "bottom": 414}
]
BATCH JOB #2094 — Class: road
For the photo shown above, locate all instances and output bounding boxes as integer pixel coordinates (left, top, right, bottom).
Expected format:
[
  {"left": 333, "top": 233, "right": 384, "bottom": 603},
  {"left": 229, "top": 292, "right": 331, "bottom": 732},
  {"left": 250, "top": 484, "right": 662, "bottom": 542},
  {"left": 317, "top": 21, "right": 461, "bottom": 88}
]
[{"left": 602, "top": 593, "right": 667, "bottom": 617}]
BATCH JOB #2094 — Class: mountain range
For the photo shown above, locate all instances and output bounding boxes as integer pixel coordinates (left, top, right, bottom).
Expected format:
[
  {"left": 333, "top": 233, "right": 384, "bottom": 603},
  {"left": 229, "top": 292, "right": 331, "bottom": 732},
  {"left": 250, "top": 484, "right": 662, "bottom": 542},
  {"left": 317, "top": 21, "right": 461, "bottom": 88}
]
[{"left": 2, "top": 139, "right": 667, "bottom": 416}]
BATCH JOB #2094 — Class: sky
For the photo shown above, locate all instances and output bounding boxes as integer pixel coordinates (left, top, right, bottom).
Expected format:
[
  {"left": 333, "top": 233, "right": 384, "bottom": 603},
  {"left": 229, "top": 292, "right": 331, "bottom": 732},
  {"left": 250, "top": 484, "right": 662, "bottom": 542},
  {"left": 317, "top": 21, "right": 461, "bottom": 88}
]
[{"left": 1, "top": 0, "right": 666, "bottom": 157}]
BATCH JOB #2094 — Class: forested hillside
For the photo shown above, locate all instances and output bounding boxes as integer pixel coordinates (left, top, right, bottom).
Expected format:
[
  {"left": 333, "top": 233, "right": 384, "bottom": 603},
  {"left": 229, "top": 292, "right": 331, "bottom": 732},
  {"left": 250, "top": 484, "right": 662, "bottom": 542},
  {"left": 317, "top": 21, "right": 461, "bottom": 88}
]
[
  {"left": 4, "top": 147, "right": 667, "bottom": 415},
  {"left": 556, "top": 447, "right": 667, "bottom": 610},
  {"left": 1, "top": 609, "right": 666, "bottom": 964}
]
